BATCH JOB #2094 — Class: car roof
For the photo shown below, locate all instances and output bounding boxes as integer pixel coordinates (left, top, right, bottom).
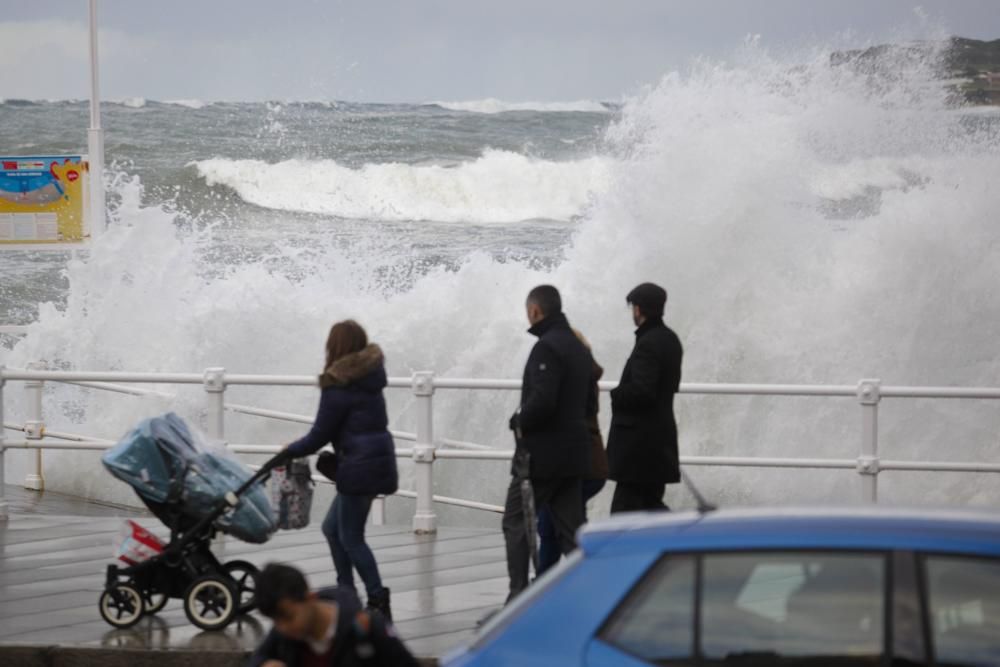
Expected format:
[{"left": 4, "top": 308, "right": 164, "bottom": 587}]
[{"left": 579, "top": 506, "right": 1000, "bottom": 557}]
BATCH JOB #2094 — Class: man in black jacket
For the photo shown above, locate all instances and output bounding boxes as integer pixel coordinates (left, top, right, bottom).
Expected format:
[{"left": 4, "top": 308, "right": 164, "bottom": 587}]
[
  {"left": 503, "top": 285, "right": 593, "bottom": 602},
  {"left": 607, "top": 282, "right": 684, "bottom": 513},
  {"left": 247, "top": 563, "right": 418, "bottom": 667}
]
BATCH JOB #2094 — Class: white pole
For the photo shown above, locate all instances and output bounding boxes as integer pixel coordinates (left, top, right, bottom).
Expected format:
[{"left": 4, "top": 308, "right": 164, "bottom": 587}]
[
  {"left": 23, "top": 362, "right": 45, "bottom": 492},
  {"left": 857, "top": 379, "right": 881, "bottom": 503},
  {"left": 0, "top": 367, "right": 8, "bottom": 520},
  {"left": 87, "top": 0, "right": 106, "bottom": 238},
  {"left": 204, "top": 366, "right": 227, "bottom": 553},
  {"left": 371, "top": 496, "right": 386, "bottom": 526},
  {"left": 203, "top": 368, "right": 226, "bottom": 441},
  {"left": 411, "top": 372, "right": 437, "bottom": 534}
]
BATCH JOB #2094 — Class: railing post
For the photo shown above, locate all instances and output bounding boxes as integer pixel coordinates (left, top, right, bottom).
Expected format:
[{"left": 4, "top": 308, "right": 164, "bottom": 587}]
[
  {"left": 371, "top": 497, "right": 386, "bottom": 526},
  {"left": 857, "top": 378, "right": 881, "bottom": 503},
  {"left": 0, "top": 366, "right": 8, "bottom": 520},
  {"left": 411, "top": 371, "right": 437, "bottom": 534},
  {"left": 203, "top": 367, "right": 226, "bottom": 441},
  {"left": 23, "top": 362, "right": 45, "bottom": 492},
  {"left": 204, "top": 367, "right": 228, "bottom": 553}
]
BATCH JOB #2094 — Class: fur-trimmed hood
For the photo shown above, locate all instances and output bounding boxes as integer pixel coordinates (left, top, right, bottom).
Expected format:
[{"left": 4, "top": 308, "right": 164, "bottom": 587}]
[{"left": 320, "top": 344, "right": 386, "bottom": 389}]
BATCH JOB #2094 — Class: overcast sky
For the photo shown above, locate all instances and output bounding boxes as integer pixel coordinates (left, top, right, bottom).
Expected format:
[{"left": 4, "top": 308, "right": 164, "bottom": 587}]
[{"left": 2, "top": 1, "right": 999, "bottom": 103}]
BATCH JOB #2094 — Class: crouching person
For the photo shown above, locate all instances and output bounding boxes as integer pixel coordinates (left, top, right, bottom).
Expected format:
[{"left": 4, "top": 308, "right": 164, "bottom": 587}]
[{"left": 247, "top": 563, "right": 419, "bottom": 667}]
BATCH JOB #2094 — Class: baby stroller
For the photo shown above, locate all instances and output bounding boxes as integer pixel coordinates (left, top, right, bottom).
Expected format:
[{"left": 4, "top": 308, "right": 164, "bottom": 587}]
[{"left": 98, "top": 412, "right": 291, "bottom": 631}]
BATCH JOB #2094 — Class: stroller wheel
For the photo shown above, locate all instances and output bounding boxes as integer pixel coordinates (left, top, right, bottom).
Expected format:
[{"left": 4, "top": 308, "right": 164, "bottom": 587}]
[
  {"left": 183, "top": 575, "right": 238, "bottom": 631},
  {"left": 99, "top": 584, "right": 144, "bottom": 629},
  {"left": 143, "top": 589, "right": 169, "bottom": 615},
  {"left": 223, "top": 560, "right": 260, "bottom": 614}
]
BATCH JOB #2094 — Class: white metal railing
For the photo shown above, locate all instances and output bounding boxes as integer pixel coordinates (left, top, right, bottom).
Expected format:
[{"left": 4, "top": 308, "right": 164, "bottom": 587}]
[{"left": 2, "top": 364, "right": 1000, "bottom": 529}]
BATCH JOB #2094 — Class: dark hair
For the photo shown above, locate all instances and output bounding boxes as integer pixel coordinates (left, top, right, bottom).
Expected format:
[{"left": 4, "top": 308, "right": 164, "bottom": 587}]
[
  {"left": 526, "top": 285, "right": 562, "bottom": 317},
  {"left": 325, "top": 320, "right": 368, "bottom": 369},
  {"left": 257, "top": 563, "right": 309, "bottom": 618},
  {"left": 626, "top": 282, "right": 668, "bottom": 320}
]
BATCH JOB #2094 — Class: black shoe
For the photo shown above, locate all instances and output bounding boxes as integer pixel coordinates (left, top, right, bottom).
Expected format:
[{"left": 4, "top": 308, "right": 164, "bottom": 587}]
[{"left": 366, "top": 587, "right": 392, "bottom": 623}]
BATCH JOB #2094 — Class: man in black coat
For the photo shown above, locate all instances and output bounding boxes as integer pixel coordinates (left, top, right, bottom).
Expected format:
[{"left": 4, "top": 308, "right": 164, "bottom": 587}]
[
  {"left": 504, "top": 285, "right": 593, "bottom": 602},
  {"left": 607, "top": 282, "right": 684, "bottom": 513}
]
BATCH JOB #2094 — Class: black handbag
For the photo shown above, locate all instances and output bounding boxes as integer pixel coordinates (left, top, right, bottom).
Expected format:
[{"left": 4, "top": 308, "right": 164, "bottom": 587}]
[{"left": 316, "top": 450, "right": 339, "bottom": 482}]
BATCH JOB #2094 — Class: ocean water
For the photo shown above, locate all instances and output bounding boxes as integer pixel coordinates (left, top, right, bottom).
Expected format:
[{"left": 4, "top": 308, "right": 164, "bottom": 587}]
[{"left": 1, "top": 42, "right": 999, "bottom": 522}]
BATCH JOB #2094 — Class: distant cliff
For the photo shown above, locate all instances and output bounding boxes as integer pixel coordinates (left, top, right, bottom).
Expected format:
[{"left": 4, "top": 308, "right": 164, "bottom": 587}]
[{"left": 832, "top": 37, "right": 1000, "bottom": 106}]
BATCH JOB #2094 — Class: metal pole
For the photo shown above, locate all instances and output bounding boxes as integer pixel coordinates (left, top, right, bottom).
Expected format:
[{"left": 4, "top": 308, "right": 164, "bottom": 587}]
[
  {"left": 857, "top": 379, "right": 881, "bottom": 503},
  {"left": 203, "top": 368, "right": 226, "bottom": 441},
  {"left": 23, "top": 362, "right": 45, "bottom": 491},
  {"left": 87, "top": 0, "right": 106, "bottom": 238},
  {"left": 411, "top": 372, "right": 437, "bottom": 534},
  {"left": 0, "top": 367, "right": 8, "bottom": 520}
]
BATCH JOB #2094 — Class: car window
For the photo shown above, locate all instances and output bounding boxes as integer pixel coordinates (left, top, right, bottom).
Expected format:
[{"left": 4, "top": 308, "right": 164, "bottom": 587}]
[
  {"left": 925, "top": 555, "right": 1000, "bottom": 666},
  {"left": 600, "top": 554, "right": 695, "bottom": 664},
  {"left": 701, "top": 552, "right": 885, "bottom": 664}
]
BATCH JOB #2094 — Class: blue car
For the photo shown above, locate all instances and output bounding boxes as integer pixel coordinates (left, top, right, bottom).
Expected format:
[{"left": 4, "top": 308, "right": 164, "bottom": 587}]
[{"left": 443, "top": 507, "right": 1000, "bottom": 666}]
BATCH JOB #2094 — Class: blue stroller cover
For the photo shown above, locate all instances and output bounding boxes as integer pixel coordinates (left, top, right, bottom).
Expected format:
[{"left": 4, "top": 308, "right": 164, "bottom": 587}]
[{"left": 102, "top": 412, "right": 277, "bottom": 543}]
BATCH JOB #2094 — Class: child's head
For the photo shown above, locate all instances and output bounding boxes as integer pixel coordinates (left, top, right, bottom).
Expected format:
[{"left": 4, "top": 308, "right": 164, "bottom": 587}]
[{"left": 257, "top": 563, "right": 321, "bottom": 640}]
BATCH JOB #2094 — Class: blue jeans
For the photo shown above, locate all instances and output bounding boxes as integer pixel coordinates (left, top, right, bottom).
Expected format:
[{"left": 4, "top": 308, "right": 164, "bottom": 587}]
[
  {"left": 537, "top": 478, "right": 606, "bottom": 575},
  {"left": 322, "top": 493, "right": 384, "bottom": 597}
]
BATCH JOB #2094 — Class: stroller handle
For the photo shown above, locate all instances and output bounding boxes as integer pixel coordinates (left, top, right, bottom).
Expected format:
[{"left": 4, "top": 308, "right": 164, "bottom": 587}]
[
  {"left": 230, "top": 449, "right": 293, "bottom": 498},
  {"left": 254, "top": 448, "right": 294, "bottom": 478}
]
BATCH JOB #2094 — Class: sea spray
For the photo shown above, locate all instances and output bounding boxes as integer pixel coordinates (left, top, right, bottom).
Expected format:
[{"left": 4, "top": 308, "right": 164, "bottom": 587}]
[{"left": 3, "top": 40, "right": 999, "bottom": 519}]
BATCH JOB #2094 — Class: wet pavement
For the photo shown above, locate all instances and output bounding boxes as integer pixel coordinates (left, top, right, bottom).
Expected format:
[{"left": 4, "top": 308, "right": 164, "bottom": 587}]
[{"left": 0, "top": 486, "right": 507, "bottom": 662}]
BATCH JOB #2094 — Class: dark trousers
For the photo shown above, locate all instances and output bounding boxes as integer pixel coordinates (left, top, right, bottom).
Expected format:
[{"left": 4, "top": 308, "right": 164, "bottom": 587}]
[
  {"left": 537, "top": 478, "right": 606, "bottom": 574},
  {"left": 322, "top": 493, "right": 384, "bottom": 597},
  {"left": 502, "top": 475, "right": 583, "bottom": 602},
  {"left": 610, "top": 480, "right": 669, "bottom": 513}
]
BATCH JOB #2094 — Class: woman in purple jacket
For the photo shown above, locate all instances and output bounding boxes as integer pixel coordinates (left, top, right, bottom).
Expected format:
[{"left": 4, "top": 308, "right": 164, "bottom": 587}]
[{"left": 286, "top": 320, "right": 399, "bottom": 620}]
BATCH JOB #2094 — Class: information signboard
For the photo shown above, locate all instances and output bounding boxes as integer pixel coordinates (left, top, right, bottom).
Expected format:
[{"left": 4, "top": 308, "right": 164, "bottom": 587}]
[{"left": 0, "top": 155, "right": 87, "bottom": 245}]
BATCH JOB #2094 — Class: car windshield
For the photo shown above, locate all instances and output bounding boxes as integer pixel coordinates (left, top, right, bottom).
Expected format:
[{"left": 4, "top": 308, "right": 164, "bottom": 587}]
[{"left": 469, "top": 550, "right": 584, "bottom": 650}]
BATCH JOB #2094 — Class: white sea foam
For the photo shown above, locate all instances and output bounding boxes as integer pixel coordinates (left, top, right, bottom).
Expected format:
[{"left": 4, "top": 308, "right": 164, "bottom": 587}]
[
  {"left": 5, "top": 40, "right": 1000, "bottom": 515},
  {"left": 192, "top": 150, "right": 613, "bottom": 223},
  {"left": 431, "top": 98, "right": 610, "bottom": 114},
  {"left": 111, "top": 97, "right": 147, "bottom": 108},
  {"left": 164, "top": 98, "right": 209, "bottom": 109}
]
